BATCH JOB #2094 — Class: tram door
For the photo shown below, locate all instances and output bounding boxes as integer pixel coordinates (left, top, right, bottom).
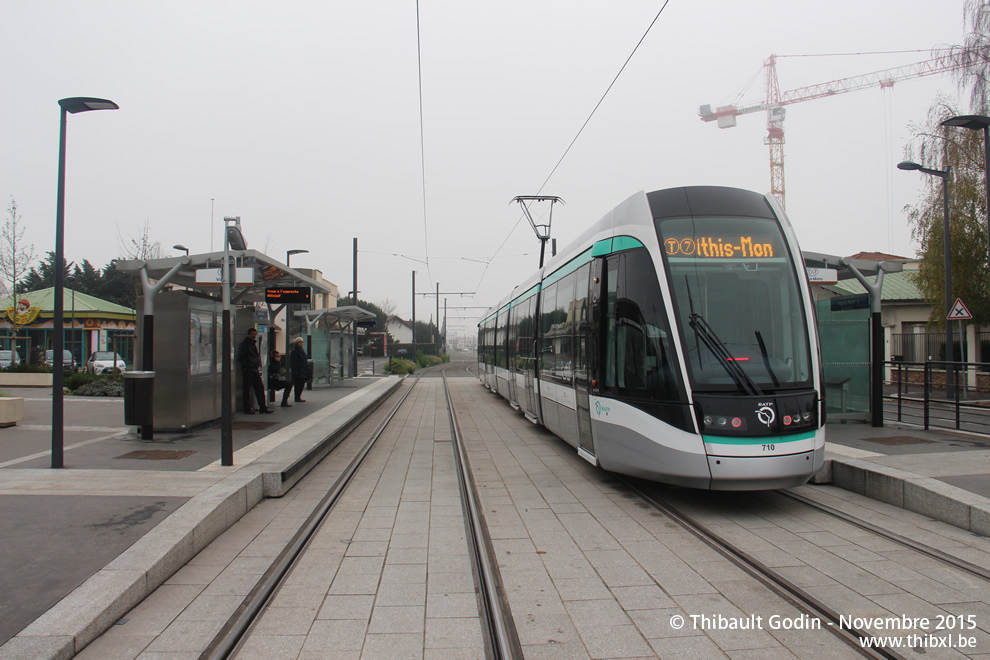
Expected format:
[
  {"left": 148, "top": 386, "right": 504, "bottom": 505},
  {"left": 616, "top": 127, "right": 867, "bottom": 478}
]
[{"left": 575, "top": 260, "right": 600, "bottom": 461}]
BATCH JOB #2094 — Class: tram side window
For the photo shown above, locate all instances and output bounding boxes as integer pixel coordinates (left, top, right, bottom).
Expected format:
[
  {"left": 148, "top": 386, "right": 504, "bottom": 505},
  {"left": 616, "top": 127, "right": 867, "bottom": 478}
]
[
  {"left": 494, "top": 315, "right": 506, "bottom": 369},
  {"left": 507, "top": 304, "right": 520, "bottom": 372},
  {"left": 554, "top": 273, "right": 575, "bottom": 382},
  {"left": 517, "top": 295, "right": 536, "bottom": 372},
  {"left": 573, "top": 264, "right": 591, "bottom": 382},
  {"left": 604, "top": 249, "right": 680, "bottom": 400},
  {"left": 540, "top": 283, "right": 558, "bottom": 377}
]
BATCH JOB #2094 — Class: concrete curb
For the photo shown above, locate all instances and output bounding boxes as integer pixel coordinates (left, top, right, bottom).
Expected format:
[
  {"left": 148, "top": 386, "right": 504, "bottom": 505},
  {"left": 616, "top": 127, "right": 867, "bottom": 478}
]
[
  {"left": 827, "top": 456, "right": 990, "bottom": 537},
  {"left": 0, "top": 377, "right": 402, "bottom": 660}
]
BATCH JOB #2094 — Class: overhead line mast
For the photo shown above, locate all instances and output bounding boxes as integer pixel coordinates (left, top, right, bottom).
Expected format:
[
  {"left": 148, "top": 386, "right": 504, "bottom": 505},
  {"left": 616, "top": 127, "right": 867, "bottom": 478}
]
[{"left": 700, "top": 50, "right": 972, "bottom": 209}]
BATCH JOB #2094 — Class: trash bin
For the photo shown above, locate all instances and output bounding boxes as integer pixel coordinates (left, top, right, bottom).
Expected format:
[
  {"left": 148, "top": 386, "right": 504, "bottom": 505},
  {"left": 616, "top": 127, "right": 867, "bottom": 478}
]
[{"left": 123, "top": 371, "right": 155, "bottom": 426}]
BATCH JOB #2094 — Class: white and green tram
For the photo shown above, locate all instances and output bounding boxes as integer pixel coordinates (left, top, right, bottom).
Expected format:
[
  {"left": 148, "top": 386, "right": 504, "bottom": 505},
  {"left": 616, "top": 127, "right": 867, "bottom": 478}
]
[{"left": 478, "top": 186, "right": 825, "bottom": 490}]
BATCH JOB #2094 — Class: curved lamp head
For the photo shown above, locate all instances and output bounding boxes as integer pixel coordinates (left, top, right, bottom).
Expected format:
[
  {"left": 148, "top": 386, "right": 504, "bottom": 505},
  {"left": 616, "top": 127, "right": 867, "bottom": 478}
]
[
  {"left": 941, "top": 115, "right": 990, "bottom": 131},
  {"left": 173, "top": 244, "right": 190, "bottom": 256},
  {"left": 286, "top": 249, "right": 308, "bottom": 266},
  {"left": 897, "top": 161, "right": 922, "bottom": 171},
  {"left": 58, "top": 97, "right": 119, "bottom": 114}
]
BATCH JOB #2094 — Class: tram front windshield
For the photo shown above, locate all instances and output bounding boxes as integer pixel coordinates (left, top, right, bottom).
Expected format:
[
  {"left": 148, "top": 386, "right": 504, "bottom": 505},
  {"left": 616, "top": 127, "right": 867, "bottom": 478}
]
[{"left": 657, "top": 216, "right": 813, "bottom": 393}]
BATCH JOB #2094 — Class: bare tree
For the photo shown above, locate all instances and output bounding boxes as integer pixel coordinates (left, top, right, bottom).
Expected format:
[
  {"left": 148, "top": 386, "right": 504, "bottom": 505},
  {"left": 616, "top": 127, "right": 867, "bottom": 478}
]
[
  {"left": 117, "top": 219, "right": 163, "bottom": 260},
  {"left": 0, "top": 198, "right": 36, "bottom": 359},
  {"left": 377, "top": 298, "right": 399, "bottom": 318},
  {"left": 947, "top": 0, "right": 990, "bottom": 113}
]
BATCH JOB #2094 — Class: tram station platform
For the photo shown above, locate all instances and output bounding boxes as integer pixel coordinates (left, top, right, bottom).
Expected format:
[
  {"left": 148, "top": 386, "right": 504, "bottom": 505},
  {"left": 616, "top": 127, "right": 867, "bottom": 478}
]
[{"left": 1, "top": 373, "right": 989, "bottom": 659}]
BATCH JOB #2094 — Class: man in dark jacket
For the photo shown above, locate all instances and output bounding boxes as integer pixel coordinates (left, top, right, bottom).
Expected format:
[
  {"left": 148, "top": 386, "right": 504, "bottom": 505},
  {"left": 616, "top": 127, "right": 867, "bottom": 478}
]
[
  {"left": 237, "top": 328, "right": 272, "bottom": 414},
  {"left": 289, "top": 336, "right": 311, "bottom": 402}
]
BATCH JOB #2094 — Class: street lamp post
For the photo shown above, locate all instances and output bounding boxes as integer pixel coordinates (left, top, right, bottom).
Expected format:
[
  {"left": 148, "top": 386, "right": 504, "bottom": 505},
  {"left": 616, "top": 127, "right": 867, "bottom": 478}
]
[
  {"left": 898, "top": 160, "right": 954, "bottom": 397},
  {"left": 52, "top": 97, "right": 118, "bottom": 469},
  {"left": 286, "top": 249, "right": 308, "bottom": 267},
  {"left": 941, "top": 115, "right": 990, "bottom": 322},
  {"left": 221, "top": 217, "right": 247, "bottom": 466}
]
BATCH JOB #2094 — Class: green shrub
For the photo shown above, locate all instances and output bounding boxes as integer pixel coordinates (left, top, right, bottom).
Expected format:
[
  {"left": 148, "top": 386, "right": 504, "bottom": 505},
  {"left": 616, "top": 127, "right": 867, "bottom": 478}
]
[
  {"left": 64, "top": 372, "right": 99, "bottom": 391},
  {"left": 414, "top": 352, "right": 444, "bottom": 368},
  {"left": 73, "top": 376, "right": 124, "bottom": 397},
  {"left": 385, "top": 358, "right": 418, "bottom": 374},
  {"left": 3, "top": 363, "right": 51, "bottom": 373}
]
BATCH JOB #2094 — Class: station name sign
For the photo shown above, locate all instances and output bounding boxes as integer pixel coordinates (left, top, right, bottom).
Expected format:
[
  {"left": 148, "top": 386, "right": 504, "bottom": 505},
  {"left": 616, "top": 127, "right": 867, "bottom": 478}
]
[
  {"left": 664, "top": 236, "right": 777, "bottom": 259},
  {"left": 195, "top": 267, "right": 255, "bottom": 286},
  {"left": 266, "top": 287, "right": 312, "bottom": 304}
]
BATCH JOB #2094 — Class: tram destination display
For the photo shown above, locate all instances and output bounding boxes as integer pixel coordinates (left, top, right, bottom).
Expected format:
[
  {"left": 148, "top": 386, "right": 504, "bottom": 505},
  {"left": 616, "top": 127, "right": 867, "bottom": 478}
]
[
  {"left": 266, "top": 287, "right": 311, "bottom": 304},
  {"left": 660, "top": 216, "right": 784, "bottom": 260}
]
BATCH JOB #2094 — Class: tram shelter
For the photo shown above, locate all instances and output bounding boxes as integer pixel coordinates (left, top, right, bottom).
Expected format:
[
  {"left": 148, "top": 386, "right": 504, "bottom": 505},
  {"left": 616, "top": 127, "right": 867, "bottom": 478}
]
[
  {"left": 115, "top": 250, "right": 339, "bottom": 431},
  {"left": 803, "top": 251, "right": 902, "bottom": 426}
]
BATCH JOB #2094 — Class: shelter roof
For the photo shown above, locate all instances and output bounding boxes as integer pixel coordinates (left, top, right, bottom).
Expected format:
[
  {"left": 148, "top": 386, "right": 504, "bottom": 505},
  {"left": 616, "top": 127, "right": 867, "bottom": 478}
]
[
  {"left": 294, "top": 305, "right": 375, "bottom": 324},
  {"left": 802, "top": 251, "right": 904, "bottom": 280},
  {"left": 114, "top": 250, "right": 334, "bottom": 304},
  {"left": 0, "top": 288, "right": 136, "bottom": 315},
  {"left": 826, "top": 270, "right": 923, "bottom": 302}
]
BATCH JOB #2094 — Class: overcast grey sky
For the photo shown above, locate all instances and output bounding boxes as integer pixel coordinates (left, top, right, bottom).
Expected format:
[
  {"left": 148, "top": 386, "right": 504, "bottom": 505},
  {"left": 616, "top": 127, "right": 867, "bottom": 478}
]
[{"left": 0, "top": 0, "right": 972, "bottom": 336}]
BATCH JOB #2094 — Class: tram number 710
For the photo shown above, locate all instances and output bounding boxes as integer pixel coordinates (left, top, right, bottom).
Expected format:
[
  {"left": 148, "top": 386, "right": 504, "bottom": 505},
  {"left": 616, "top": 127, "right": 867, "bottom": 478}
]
[{"left": 762, "top": 444, "right": 776, "bottom": 452}]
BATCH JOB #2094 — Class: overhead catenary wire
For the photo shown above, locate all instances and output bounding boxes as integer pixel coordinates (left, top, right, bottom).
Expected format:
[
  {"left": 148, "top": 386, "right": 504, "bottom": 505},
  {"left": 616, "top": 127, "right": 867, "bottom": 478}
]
[{"left": 474, "top": 0, "right": 674, "bottom": 297}]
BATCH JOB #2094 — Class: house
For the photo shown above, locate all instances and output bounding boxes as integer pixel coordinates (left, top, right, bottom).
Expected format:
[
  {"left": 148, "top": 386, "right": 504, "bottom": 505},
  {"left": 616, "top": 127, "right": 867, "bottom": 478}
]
[{"left": 386, "top": 316, "right": 414, "bottom": 344}]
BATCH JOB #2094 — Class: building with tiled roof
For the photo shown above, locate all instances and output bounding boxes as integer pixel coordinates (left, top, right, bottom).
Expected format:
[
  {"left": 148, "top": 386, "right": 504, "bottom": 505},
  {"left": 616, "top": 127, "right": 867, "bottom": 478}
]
[{"left": 0, "top": 288, "right": 136, "bottom": 366}]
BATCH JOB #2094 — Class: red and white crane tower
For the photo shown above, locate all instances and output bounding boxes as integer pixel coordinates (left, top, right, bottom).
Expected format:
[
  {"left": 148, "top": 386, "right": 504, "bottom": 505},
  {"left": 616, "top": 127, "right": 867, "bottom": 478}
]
[{"left": 700, "top": 50, "right": 972, "bottom": 209}]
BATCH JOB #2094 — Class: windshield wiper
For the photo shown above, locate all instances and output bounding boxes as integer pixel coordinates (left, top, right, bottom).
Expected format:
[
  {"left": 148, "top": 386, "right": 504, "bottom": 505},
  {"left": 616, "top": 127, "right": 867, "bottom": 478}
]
[
  {"left": 755, "top": 330, "right": 780, "bottom": 387},
  {"left": 688, "top": 312, "right": 762, "bottom": 396}
]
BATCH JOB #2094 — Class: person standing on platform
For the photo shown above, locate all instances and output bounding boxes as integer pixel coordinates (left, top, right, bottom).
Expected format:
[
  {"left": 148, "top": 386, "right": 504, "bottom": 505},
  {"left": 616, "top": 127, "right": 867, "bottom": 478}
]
[
  {"left": 237, "top": 328, "right": 272, "bottom": 414},
  {"left": 289, "top": 336, "right": 311, "bottom": 403}
]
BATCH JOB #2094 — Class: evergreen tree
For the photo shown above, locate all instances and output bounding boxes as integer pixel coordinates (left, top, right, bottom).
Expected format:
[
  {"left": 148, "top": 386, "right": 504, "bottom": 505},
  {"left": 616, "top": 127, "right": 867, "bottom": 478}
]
[{"left": 19, "top": 251, "right": 73, "bottom": 292}]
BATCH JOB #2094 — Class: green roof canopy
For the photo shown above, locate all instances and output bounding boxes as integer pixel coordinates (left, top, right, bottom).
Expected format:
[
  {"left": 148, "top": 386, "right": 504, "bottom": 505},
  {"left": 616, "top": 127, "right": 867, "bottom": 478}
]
[{"left": 0, "top": 287, "right": 135, "bottom": 316}]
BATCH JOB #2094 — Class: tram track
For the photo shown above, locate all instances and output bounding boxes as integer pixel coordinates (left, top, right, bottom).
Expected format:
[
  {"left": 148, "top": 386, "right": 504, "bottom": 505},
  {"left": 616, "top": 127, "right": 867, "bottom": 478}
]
[
  {"left": 622, "top": 476, "right": 990, "bottom": 660},
  {"left": 779, "top": 490, "right": 990, "bottom": 584},
  {"left": 442, "top": 369, "right": 522, "bottom": 660},
  {"left": 200, "top": 374, "right": 426, "bottom": 659},
  {"left": 622, "top": 478, "right": 908, "bottom": 660},
  {"left": 199, "top": 364, "right": 520, "bottom": 659}
]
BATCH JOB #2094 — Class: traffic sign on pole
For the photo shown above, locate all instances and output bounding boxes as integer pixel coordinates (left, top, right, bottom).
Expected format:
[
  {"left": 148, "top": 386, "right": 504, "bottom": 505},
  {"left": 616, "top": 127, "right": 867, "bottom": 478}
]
[{"left": 948, "top": 298, "right": 973, "bottom": 320}]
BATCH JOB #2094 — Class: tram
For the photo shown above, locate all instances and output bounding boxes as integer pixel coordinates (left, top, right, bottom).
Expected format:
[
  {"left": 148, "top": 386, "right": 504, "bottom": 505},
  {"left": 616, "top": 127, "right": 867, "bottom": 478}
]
[{"left": 478, "top": 186, "right": 825, "bottom": 490}]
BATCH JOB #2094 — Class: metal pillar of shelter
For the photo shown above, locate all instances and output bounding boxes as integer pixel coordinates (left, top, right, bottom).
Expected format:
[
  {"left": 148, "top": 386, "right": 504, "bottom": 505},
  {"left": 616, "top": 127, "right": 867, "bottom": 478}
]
[
  {"left": 840, "top": 257, "right": 887, "bottom": 428},
  {"left": 135, "top": 258, "right": 189, "bottom": 440},
  {"left": 804, "top": 252, "right": 901, "bottom": 427}
]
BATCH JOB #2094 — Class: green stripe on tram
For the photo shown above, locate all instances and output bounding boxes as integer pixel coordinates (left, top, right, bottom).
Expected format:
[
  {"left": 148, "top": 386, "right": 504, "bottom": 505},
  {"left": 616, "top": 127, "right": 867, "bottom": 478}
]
[
  {"left": 592, "top": 236, "right": 645, "bottom": 257},
  {"left": 702, "top": 430, "right": 816, "bottom": 445},
  {"left": 481, "top": 235, "right": 646, "bottom": 324}
]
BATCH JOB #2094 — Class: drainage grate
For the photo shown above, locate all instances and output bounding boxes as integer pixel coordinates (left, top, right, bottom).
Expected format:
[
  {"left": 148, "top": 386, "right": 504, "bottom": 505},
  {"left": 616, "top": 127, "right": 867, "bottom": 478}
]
[
  {"left": 116, "top": 449, "right": 196, "bottom": 460},
  {"left": 862, "top": 436, "right": 936, "bottom": 446},
  {"left": 232, "top": 421, "right": 278, "bottom": 431}
]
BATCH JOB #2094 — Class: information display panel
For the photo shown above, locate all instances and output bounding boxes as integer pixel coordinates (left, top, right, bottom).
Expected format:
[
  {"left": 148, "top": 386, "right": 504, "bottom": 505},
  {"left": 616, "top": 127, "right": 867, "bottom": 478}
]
[{"left": 266, "top": 287, "right": 311, "bottom": 304}]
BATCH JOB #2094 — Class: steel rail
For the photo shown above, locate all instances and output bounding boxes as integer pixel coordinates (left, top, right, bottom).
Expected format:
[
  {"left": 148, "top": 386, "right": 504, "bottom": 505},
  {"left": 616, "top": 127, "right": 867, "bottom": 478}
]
[
  {"left": 200, "top": 374, "right": 424, "bottom": 660},
  {"left": 442, "top": 369, "right": 522, "bottom": 660},
  {"left": 780, "top": 490, "right": 990, "bottom": 582},
  {"left": 622, "top": 478, "right": 905, "bottom": 660}
]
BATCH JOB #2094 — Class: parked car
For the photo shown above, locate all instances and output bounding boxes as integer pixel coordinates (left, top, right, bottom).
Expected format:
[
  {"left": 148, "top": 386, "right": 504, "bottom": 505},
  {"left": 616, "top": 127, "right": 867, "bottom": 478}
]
[
  {"left": 87, "top": 351, "right": 126, "bottom": 375},
  {"left": 0, "top": 350, "right": 20, "bottom": 368},
  {"left": 44, "top": 350, "right": 77, "bottom": 370}
]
